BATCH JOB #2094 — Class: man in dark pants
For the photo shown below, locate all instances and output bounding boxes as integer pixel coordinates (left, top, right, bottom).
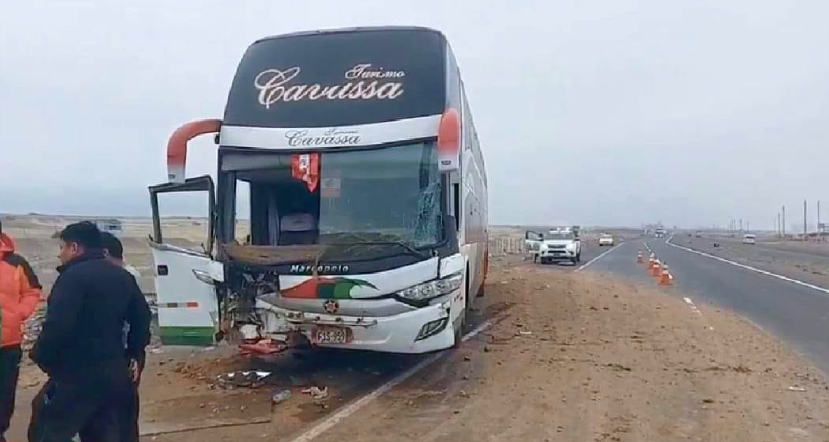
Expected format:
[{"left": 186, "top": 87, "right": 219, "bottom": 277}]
[
  {"left": 28, "top": 222, "right": 151, "bottom": 442},
  {"left": 0, "top": 219, "right": 43, "bottom": 442},
  {"left": 100, "top": 232, "right": 142, "bottom": 442}
]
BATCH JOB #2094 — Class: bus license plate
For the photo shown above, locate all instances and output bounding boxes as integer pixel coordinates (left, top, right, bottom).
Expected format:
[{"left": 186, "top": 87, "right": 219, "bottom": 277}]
[{"left": 314, "top": 327, "right": 351, "bottom": 344}]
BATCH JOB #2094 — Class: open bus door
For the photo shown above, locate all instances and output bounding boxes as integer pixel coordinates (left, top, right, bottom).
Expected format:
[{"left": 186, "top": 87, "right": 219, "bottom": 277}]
[{"left": 149, "top": 175, "right": 223, "bottom": 346}]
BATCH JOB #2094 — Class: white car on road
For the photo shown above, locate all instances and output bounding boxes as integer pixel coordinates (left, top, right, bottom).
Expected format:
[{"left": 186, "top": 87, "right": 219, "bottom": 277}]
[
  {"left": 598, "top": 234, "right": 615, "bottom": 247},
  {"left": 526, "top": 230, "right": 582, "bottom": 264}
]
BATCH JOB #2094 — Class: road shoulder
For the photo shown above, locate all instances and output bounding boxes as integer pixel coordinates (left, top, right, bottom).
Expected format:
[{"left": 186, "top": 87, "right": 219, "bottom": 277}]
[{"left": 306, "top": 263, "right": 829, "bottom": 442}]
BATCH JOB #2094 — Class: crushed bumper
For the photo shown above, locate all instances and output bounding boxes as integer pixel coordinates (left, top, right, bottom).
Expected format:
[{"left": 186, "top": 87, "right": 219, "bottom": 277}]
[{"left": 254, "top": 293, "right": 457, "bottom": 354}]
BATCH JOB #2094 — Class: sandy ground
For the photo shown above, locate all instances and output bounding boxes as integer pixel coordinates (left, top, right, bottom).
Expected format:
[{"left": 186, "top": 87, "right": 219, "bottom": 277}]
[
  {"left": 6, "top": 216, "right": 829, "bottom": 441},
  {"left": 673, "top": 235, "right": 829, "bottom": 289},
  {"left": 304, "top": 258, "right": 829, "bottom": 442},
  {"left": 13, "top": 254, "right": 828, "bottom": 441}
]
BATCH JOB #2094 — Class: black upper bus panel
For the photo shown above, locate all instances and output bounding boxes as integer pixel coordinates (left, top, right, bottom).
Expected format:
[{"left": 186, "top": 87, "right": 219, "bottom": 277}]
[{"left": 223, "top": 27, "right": 447, "bottom": 129}]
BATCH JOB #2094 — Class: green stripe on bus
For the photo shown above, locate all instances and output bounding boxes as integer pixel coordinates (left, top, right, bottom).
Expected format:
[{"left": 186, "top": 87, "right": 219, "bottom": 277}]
[{"left": 159, "top": 326, "right": 215, "bottom": 346}]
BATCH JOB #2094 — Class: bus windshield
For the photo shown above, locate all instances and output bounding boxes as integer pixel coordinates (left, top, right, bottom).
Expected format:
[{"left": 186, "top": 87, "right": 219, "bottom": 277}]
[{"left": 224, "top": 142, "right": 443, "bottom": 250}]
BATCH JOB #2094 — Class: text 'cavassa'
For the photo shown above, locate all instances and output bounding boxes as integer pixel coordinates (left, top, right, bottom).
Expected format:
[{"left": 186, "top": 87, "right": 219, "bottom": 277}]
[{"left": 254, "top": 64, "right": 406, "bottom": 109}]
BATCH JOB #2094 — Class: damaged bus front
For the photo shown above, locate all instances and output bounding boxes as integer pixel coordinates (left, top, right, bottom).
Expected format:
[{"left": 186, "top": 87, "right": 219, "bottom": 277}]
[{"left": 148, "top": 27, "right": 488, "bottom": 354}]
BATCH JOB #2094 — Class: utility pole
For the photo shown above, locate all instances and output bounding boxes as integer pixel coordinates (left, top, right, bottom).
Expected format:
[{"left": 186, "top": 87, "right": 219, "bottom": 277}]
[
  {"left": 779, "top": 212, "right": 782, "bottom": 237},
  {"left": 777, "top": 212, "right": 781, "bottom": 236},
  {"left": 818, "top": 200, "right": 822, "bottom": 240},
  {"left": 804, "top": 200, "right": 808, "bottom": 239},
  {"left": 783, "top": 205, "right": 786, "bottom": 237}
]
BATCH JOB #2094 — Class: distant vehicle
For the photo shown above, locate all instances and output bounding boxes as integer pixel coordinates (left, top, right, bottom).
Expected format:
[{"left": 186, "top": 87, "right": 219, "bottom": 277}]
[
  {"left": 695, "top": 231, "right": 702, "bottom": 238},
  {"left": 654, "top": 229, "right": 667, "bottom": 238},
  {"left": 742, "top": 234, "right": 757, "bottom": 245},
  {"left": 525, "top": 230, "right": 581, "bottom": 264},
  {"left": 94, "top": 218, "right": 123, "bottom": 234},
  {"left": 598, "top": 233, "right": 615, "bottom": 247}
]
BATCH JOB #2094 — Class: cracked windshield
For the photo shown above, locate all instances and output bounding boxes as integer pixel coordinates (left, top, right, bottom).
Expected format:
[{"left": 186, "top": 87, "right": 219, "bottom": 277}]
[{"left": 2, "top": 1, "right": 829, "bottom": 441}]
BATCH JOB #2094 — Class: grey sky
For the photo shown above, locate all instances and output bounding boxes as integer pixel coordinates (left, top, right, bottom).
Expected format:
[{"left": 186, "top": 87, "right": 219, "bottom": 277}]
[{"left": 1, "top": 0, "right": 828, "bottom": 229}]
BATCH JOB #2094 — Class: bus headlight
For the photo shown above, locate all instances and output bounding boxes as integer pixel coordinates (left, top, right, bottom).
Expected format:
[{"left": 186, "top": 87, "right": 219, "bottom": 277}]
[{"left": 397, "top": 273, "right": 464, "bottom": 301}]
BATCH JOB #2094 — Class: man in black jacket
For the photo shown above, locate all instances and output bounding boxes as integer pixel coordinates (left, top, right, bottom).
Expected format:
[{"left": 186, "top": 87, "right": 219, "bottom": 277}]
[{"left": 28, "top": 222, "right": 151, "bottom": 442}]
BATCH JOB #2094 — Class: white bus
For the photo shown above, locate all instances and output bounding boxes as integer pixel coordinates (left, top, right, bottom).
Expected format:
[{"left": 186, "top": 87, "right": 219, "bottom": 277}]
[{"left": 148, "top": 27, "right": 488, "bottom": 353}]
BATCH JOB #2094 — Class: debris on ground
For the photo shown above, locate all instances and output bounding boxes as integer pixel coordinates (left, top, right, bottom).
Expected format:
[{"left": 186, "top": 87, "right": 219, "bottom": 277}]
[
  {"left": 606, "top": 363, "right": 632, "bottom": 372},
  {"left": 271, "top": 389, "right": 292, "bottom": 405},
  {"left": 302, "top": 386, "right": 329, "bottom": 400},
  {"left": 216, "top": 371, "right": 272, "bottom": 389},
  {"left": 732, "top": 364, "right": 752, "bottom": 373},
  {"left": 239, "top": 339, "right": 288, "bottom": 355}
]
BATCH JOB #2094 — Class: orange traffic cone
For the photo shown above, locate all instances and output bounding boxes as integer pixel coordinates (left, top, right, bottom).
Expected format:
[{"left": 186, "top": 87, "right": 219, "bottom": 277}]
[
  {"left": 637, "top": 251, "right": 644, "bottom": 264},
  {"left": 651, "top": 260, "right": 662, "bottom": 277},
  {"left": 659, "top": 264, "right": 673, "bottom": 285}
]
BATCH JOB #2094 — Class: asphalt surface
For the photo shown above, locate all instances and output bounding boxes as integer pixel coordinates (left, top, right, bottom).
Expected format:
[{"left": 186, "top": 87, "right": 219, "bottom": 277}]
[{"left": 585, "top": 237, "right": 829, "bottom": 375}]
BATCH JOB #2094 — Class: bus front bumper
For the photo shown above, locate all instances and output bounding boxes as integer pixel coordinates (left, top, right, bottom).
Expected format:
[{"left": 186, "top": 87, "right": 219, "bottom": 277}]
[{"left": 255, "top": 293, "right": 458, "bottom": 354}]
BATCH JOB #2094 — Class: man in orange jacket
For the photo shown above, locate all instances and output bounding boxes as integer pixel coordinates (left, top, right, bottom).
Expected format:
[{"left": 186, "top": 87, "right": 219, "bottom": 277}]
[{"left": 0, "top": 219, "right": 43, "bottom": 442}]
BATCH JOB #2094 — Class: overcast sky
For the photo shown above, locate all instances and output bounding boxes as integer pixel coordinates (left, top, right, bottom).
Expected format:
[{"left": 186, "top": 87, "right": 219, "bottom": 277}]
[{"left": 1, "top": 0, "right": 828, "bottom": 229}]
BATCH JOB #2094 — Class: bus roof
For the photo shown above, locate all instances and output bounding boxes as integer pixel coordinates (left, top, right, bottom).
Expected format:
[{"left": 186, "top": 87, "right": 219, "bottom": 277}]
[{"left": 254, "top": 26, "right": 445, "bottom": 44}]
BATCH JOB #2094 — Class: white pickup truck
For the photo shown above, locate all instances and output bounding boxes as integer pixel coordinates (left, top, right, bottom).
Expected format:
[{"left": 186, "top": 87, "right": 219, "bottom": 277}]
[{"left": 525, "top": 230, "right": 582, "bottom": 264}]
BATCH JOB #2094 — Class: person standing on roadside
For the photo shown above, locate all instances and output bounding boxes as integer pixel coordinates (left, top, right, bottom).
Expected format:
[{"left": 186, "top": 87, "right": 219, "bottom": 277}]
[
  {"left": 28, "top": 221, "right": 151, "bottom": 442},
  {"left": 0, "top": 219, "right": 43, "bottom": 442},
  {"left": 100, "top": 231, "right": 143, "bottom": 442},
  {"left": 100, "top": 232, "right": 141, "bottom": 280}
]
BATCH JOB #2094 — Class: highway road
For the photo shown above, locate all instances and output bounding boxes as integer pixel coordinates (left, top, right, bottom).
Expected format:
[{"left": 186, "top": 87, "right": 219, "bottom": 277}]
[{"left": 586, "top": 237, "right": 829, "bottom": 374}]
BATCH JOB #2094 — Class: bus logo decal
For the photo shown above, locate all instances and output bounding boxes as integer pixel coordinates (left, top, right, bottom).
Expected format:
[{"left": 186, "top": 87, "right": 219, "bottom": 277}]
[
  {"left": 285, "top": 128, "right": 362, "bottom": 148},
  {"left": 254, "top": 64, "right": 405, "bottom": 109}
]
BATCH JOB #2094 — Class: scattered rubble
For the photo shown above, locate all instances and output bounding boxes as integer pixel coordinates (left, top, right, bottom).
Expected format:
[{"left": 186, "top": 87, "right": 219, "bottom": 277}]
[
  {"left": 271, "top": 389, "right": 292, "bottom": 405},
  {"left": 302, "top": 386, "right": 329, "bottom": 400},
  {"left": 216, "top": 371, "right": 271, "bottom": 389}
]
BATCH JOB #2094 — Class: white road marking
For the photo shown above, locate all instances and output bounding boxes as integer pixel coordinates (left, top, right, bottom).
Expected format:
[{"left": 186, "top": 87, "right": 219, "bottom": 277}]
[
  {"left": 289, "top": 319, "right": 494, "bottom": 442},
  {"left": 461, "top": 319, "right": 494, "bottom": 342},
  {"left": 683, "top": 297, "right": 702, "bottom": 316},
  {"left": 576, "top": 244, "right": 620, "bottom": 273},
  {"left": 666, "top": 238, "right": 829, "bottom": 296}
]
